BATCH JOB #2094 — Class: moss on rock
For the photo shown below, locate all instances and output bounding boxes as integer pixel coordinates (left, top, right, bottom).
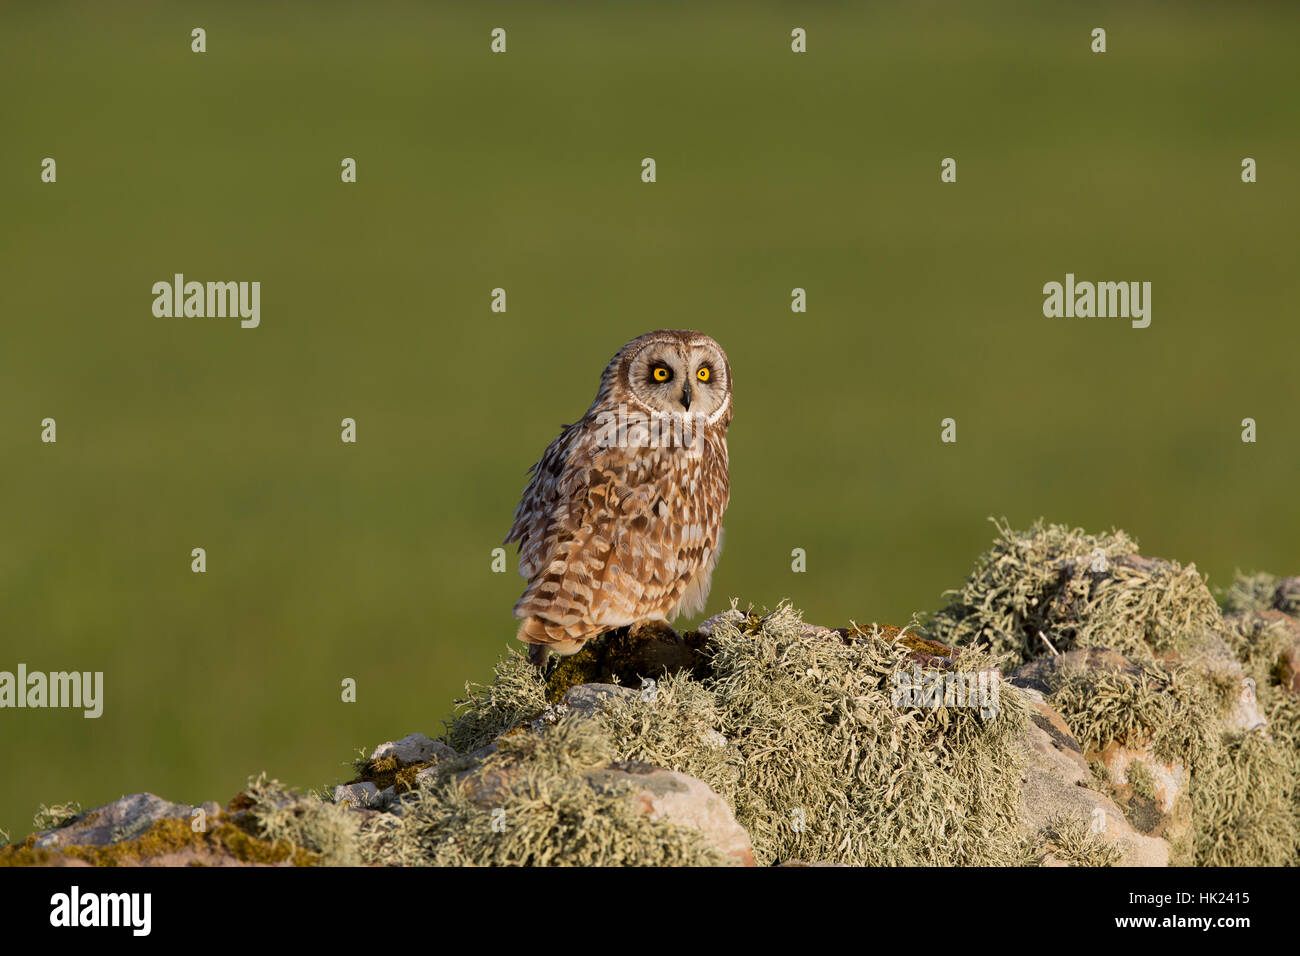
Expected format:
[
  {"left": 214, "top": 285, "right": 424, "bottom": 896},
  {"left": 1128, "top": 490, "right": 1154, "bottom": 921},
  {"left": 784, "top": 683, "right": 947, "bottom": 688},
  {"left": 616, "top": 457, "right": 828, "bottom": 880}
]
[
  {"left": 1029, "top": 812, "right": 1124, "bottom": 867},
  {"left": 936, "top": 520, "right": 1300, "bottom": 867},
  {"left": 929, "top": 518, "right": 1221, "bottom": 666},
  {"left": 437, "top": 602, "right": 1030, "bottom": 866},
  {"left": 0, "top": 811, "right": 321, "bottom": 867},
  {"left": 361, "top": 716, "right": 731, "bottom": 866},
  {"left": 11, "top": 521, "right": 1295, "bottom": 868}
]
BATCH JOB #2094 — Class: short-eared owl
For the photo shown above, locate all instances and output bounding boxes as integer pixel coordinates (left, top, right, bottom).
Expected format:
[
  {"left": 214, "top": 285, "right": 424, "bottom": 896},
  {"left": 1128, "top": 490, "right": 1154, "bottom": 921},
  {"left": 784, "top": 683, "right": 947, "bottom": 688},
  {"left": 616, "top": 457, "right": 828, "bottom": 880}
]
[{"left": 506, "top": 330, "right": 733, "bottom": 665}]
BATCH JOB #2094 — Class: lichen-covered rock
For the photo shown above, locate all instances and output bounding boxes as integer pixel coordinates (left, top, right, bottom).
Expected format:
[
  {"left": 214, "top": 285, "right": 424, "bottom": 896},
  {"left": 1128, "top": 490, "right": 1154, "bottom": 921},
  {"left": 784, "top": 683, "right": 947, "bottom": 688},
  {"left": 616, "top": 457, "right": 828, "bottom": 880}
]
[
  {"left": 540, "top": 621, "right": 713, "bottom": 704},
  {"left": 507, "top": 606, "right": 1034, "bottom": 866},
  {"left": 361, "top": 717, "right": 739, "bottom": 866},
  {"left": 697, "top": 609, "right": 746, "bottom": 636},
  {"left": 777, "top": 860, "right": 850, "bottom": 867},
  {"left": 1009, "top": 650, "right": 1194, "bottom": 849},
  {"left": 333, "top": 782, "right": 380, "bottom": 808},
  {"left": 445, "top": 737, "right": 753, "bottom": 865},
  {"left": 561, "top": 682, "right": 642, "bottom": 716},
  {"left": 585, "top": 762, "right": 755, "bottom": 866},
  {"left": 1225, "top": 608, "right": 1300, "bottom": 695},
  {"left": 369, "top": 733, "right": 456, "bottom": 766},
  {"left": 33, "top": 793, "right": 206, "bottom": 850},
  {"left": 2, "top": 782, "right": 349, "bottom": 867},
  {"left": 1014, "top": 688, "right": 1170, "bottom": 866},
  {"left": 949, "top": 522, "right": 1300, "bottom": 866},
  {"left": 6, "top": 521, "right": 1295, "bottom": 869},
  {"left": 930, "top": 520, "right": 1224, "bottom": 667},
  {"left": 1008, "top": 647, "right": 1139, "bottom": 696},
  {"left": 1275, "top": 577, "right": 1300, "bottom": 616},
  {"left": 1216, "top": 665, "right": 1267, "bottom": 734},
  {"left": 343, "top": 732, "right": 461, "bottom": 800}
]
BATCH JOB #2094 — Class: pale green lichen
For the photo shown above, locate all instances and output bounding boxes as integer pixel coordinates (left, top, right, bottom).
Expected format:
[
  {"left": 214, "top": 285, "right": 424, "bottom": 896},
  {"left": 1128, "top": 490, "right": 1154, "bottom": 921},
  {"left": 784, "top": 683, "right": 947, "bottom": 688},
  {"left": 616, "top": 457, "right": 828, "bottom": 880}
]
[
  {"left": 1190, "top": 728, "right": 1298, "bottom": 866},
  {"left": 32, "top": 801, "right": 83, "bottom": 833},
  {"left": 934, "top": 520, "right": 1300, "bottom": 867},
  {"left": 929, "top": 518, "right": 1220, "bottom": 667},
  {"left": 13, "top": 523, "right": 1295, "bottom": 869},
  {"left": 1221, "top": 571, "right": 1283, "bottom": 617},
  {"left": 1028, "top": 812, "right": 1124, "bottom": 867},
  {"left": 1047, "top": 662, "right": 1222, "bottom": 767},
  {"left": 443, "top": 650, "right": 548, "bottom": 754},
  {"left": 361, "top": 716, "right": 730, "bottom": 866},
  {"left": 1126, "top": 759, "right": 1158, "bottom": 803},
  {"left": 435, "top": 602, "right": 1030, "bottom": 866},
  {"left": 242, "top": 773, "right": 363, "bottom": 867}
]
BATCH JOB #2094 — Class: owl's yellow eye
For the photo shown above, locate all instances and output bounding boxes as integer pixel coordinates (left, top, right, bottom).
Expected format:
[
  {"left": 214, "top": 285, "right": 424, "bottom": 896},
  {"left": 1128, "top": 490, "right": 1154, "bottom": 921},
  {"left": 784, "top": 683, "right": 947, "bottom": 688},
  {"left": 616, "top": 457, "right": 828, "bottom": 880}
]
[
  {"left": 696, "top": 367, "right": 710, "bottom": 382},
  {"left": 652, "top": 365, "right": 671, "bottom": 382}
]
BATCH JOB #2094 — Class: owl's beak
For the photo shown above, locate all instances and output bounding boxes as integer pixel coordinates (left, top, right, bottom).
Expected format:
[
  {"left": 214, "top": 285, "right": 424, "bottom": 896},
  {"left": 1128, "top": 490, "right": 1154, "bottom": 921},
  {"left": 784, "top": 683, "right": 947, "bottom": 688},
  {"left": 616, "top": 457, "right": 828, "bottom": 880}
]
[{"left": 680, "top": 381, "right": 692, "bottom": 410}]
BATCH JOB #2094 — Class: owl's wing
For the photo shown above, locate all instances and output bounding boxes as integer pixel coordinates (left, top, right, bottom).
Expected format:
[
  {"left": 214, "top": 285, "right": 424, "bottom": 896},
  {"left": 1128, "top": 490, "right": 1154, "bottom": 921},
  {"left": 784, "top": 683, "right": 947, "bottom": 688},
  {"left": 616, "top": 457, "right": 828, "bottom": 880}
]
[
  {"left": 504, "top": 420, "right": 590, "bottom": 581},
  {"left": 506, "top": 421, "right": 725, "bottom": 632}
]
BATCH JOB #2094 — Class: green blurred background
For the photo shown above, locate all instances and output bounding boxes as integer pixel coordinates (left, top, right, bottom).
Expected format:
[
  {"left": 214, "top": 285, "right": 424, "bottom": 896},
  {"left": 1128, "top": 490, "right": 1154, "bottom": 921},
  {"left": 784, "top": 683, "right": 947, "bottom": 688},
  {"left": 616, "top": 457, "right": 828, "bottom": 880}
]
[{"left": 2, "top": 1, "right": 1297, "bottom": 839}]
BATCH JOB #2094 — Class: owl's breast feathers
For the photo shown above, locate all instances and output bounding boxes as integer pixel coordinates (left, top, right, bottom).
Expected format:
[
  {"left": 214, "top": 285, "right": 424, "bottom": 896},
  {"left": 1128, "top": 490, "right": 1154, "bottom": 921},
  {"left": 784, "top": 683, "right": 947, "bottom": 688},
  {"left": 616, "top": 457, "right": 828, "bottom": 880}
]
[{"left": 505, "top": 413, "right": 729, "bottom": 641}]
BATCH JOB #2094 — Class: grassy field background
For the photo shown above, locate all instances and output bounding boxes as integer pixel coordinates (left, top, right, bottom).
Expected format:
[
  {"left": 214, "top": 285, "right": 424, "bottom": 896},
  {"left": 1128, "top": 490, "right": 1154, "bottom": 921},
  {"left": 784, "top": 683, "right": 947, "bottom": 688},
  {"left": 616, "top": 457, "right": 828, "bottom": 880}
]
[{"left": 2, "top": 1, "right": 1297, "bottom": 838}]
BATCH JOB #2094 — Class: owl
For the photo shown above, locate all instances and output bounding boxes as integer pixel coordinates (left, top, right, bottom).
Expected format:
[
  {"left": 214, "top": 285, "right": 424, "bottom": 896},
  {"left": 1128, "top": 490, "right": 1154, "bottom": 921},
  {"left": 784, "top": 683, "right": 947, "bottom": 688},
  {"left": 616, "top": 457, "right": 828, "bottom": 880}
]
[{"left": 505, "top": 329, "right": 733, "bottom": 666}]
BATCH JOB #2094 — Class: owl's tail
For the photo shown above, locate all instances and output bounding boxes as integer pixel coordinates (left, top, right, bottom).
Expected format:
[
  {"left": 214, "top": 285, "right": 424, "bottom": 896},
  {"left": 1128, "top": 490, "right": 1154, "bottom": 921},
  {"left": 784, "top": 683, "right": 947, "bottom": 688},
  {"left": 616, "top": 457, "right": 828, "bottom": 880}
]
[{"left": 516, "top": 615, "right": 587, "bottom": 661}]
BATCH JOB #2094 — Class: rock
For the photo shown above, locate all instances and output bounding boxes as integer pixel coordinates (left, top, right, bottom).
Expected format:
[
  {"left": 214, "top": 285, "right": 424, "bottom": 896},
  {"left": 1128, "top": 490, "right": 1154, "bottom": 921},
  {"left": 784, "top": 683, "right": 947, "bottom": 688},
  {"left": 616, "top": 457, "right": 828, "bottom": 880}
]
[
  {"left": 1091, "top": 740, "right": 1190, "bottom": 842},
  {"left": 1021, "top": 689, "right": 1089, "bottom": 776},
  {"left": 698, "top": 729, "right": 728, "bottom": 749},
  {"left": 4, "top": 785, "right": 358, "bottom": 867},
  {"left": 1015, "top": 688, "right": 1170, "bottom": 866},
  {"left": 800, "top": 624, "right": 843, "bottom": 642},
  {"left": 1010, "top": 649, "right": 1193, "bottom": 849},
  {"left": 1281, "top": 641, "right": 1300, "bottom": 696},
  {"left": 1218, "top": 668, "right": 1267, "bottom": 733},
  {"left": 585, "top": 762, "right": 755, "bottom": 866},
  {"left": 1008, "top": 646, "right": 1139, "bottom": 696},
  {"left": 333, "top": 782, "right": 379, "bottom": 808},
  {"left": 1181, "top": 635, "right": 1268, "bottom": 733},
  {"left": 1273, "top": 577, "right": 1300, "bottom": 616},
  {"left": 413, "top": 742, "right": 496, "bottom": 789},
  {"left": 369, "top": 733, "right": 456, "bottom": 766},
  {"left": 414, "top": 765, "right": 440, "bottom": 787},
  {"left": 696, "top": 608, "right": 747, "bottom": 636},
  {"left": 453, "top": 751, "right": 754, "bottom": 866},
  {"left": 777, "top": 861, "right": 851, "bottom": 867},
  {"left": 1248, "top": 609, "right": 1300, "bottom": 694},
  {"left": 467, "top": 742, "right": 499, "bottom": 761},
  {"left": 562, "top": 682, "right": 642, "bottom": 716},
  {"left": 34, "top": 793, "right": 202, "bottom": 850},
  {"left": 1113, "top": 553, "right": 1174, "bottom": 576}
]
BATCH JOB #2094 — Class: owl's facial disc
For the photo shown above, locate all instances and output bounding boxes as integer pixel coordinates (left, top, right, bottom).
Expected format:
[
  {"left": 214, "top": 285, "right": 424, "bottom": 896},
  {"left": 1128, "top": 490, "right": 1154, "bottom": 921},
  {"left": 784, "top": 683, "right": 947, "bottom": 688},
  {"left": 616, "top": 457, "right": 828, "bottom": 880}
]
[
  {"left": 678, "top": 343, "right": 726, "bottom": 421},
  {"left": 621, "top": 334, "right": 729, "bottom": 424},
  {"left": 632, "top": 348, "right": 688, "bottom": 414}
]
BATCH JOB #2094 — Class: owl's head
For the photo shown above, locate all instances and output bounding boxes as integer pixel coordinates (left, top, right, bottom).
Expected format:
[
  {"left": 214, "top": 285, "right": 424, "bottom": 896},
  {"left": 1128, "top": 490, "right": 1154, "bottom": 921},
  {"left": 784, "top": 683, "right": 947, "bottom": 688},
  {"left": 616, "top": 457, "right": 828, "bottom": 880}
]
[{"left": 599, "top": 329, "right": 732, "bottom": 426}]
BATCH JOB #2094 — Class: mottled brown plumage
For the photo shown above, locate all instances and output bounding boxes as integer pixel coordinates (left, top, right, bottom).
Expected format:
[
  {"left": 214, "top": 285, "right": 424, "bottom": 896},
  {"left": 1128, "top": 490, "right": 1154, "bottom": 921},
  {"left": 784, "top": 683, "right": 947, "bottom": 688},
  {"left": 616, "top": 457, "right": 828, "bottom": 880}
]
[{"left": 506, "top": 330, "right": 733, "bottom": 663}]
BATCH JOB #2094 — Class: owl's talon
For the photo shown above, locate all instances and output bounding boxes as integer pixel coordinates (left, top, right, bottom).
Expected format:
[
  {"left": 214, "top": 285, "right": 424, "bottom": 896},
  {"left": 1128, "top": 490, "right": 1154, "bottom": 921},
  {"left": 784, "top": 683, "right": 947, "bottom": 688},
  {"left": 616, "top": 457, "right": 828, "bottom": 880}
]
[{"left": 528, "top": 643, "right": 551, "bottom": 669}]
